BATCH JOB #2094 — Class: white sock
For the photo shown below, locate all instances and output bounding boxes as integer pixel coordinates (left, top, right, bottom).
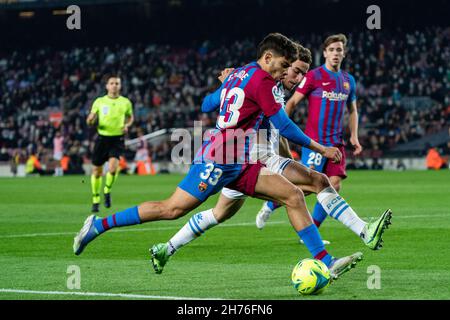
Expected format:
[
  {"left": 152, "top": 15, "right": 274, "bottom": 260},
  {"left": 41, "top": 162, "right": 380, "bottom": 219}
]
[
  {"left": 317, "top": 187, "right": 367, "bottom": 237},
  {"left": 166, "top": 208, "right": 218, "bottom": 256}
]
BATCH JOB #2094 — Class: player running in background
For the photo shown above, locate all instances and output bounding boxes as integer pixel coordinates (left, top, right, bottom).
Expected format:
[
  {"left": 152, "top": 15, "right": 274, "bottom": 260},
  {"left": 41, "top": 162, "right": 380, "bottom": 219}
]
[
  {"left": 86, "top": 75, "right": 134, "bottom": 212},
  {"left": 149, "top": 43, "right": 391, "bottom": 275},
  {"left": 257, "top": 34, "right": 392, "bottom": 244},
  {"left": 74, "top": 33, "right": 363, "bottom": 280}
]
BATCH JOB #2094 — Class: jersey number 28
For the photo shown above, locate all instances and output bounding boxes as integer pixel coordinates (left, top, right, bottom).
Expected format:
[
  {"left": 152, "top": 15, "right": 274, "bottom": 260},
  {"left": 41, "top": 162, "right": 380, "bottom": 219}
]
[{"left": 306, "top": 152, "right": 323, "bottom": 166}]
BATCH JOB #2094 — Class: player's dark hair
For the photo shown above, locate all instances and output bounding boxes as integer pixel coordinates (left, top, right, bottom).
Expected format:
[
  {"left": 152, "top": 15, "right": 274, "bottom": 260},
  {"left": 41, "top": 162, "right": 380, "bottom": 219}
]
[
  {"left": 296, "top": 44, "right": 313, "bottom": 65},
  {"left": 256, "top": 33, "right": 298, "bottom": 63},
  {"left": 103, "top": 74, "right": 120, "bottom": 84},
  {"left": 322, "top": 33, "right": 348, "bottom": 50}
]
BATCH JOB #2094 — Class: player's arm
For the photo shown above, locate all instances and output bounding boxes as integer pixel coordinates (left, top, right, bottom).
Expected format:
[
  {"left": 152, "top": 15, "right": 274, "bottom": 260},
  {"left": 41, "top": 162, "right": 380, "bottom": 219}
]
[
  {"left": 86, "top": 112, "right": 97, "bottom": 126},
  {"left": 347, "top": 75, "right": 362, "bottom": 156},
  {"left": 278, "top": 136, "right": 293, "bottom": 160},
  {"left": 201, "top": 86, "right": 223, "bottom": 113},
  {"left": 285, "top": 91, "right": 306, "bottom": 117},
  {"left": 123, "top": 100, "right": 134, "bottom": 133},
  {"left": 201, "top": 67, "right": 234, "bottom": 113},
  {"left": 87, "top": 99, "right": 99, "bottom": 126},
  {"left": 218, "top": 68, "right": 234, "bottom": 83},
  {"left": 123, "top": 113, "right": 134, "bottom": 133}
]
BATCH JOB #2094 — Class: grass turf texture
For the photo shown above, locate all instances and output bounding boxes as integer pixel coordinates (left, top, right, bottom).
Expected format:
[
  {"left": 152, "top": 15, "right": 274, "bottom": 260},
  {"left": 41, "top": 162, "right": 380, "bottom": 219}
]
[{"left": 0, "top": 170, "right": 449, "bottom": 300}]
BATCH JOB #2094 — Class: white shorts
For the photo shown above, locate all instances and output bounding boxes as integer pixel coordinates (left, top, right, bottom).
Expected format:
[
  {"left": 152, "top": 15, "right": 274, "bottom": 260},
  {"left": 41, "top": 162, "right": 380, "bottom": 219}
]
[
  {"left": 221, "top": 187, "right": 248, "bottom": 200},
  {"left": 221, "top": 150, "right": 295, "bottom": 200},
  {"left": 53, "top": 152, "right": 63, "bottom": 161}
]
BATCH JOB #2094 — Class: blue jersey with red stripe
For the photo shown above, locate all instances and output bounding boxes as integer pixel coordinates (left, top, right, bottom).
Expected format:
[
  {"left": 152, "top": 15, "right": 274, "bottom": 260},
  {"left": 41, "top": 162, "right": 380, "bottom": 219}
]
[
  {"left": 296, "top": 64, "right": 357, "bottom": 146},
  {"left": 196, "top": 62, "right": 283, "bottom": 164}
]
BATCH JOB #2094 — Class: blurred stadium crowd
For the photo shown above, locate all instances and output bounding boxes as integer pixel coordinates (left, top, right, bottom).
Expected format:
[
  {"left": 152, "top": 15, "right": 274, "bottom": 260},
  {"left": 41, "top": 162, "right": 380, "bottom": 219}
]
[{"left": 0, "top": 26, "right": 449, "bottom": 174}]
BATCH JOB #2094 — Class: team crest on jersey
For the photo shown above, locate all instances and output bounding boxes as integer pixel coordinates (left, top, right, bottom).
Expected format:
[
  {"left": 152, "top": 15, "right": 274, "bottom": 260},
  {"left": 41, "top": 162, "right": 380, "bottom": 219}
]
[
  {"left": 198, "top": 182, "right": 208, "bottom": 192},
  {"left": 343, "top": 82, "right": 350, "bottom": 90},
  {"left": 272, "top": 85, "right": 285, "bottom": 104},
  {"left": 102, "top": 106, "right": 109, "bottom": 115}
]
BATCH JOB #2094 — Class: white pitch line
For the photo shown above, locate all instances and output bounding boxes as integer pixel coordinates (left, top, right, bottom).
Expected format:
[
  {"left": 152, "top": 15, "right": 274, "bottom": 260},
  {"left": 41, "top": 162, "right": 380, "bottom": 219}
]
[
  {"left": 0, "top": 288, "right": 222, "bottom": 300},
  {"left": 0, "top": 220, "right": 285, "bottom": 239},
  {"left": 1, "top": 214, "right": 448, "bottom": 239}
]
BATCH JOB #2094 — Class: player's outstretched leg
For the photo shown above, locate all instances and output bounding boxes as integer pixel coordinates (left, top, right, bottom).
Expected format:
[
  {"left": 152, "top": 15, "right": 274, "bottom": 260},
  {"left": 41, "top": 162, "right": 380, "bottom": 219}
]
[
  {"left": 268, "top": 160, "right": 391, "bottom": 249},
  {"left": 73, "top": 207, "right": 141, "bottom": 255},
  {"left": 73, "top": 187, "right": 201, "bottom": 255},
  {"left": 150, "top": 209, "right": 219, "bottom": 274},
  {"left": 253, "top": 168, "right": 363, "bottom": 280},
  {"left": 316, "top": 186, "right": 392, "bottom": 250},
  {"left": 151, "top": 195, "right": 245, "bottom": 274}
]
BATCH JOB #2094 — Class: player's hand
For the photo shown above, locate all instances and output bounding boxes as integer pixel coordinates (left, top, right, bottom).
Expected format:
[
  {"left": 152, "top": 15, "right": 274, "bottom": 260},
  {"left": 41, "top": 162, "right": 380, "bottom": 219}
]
[
  {"left": 322, "top": 146, "right": 342, "bottom": 163},
  {"left": 350, "top": 136, "right": 363, "bottom": 156},
  {"left": 122, "top": 125, "right": 129, "bottom": 134},
  {"left": 87, "top": 113, "right": 98, "bottom": 126},
  {"left": 218, "top": 68, "right": 234, "bottom": 83}
]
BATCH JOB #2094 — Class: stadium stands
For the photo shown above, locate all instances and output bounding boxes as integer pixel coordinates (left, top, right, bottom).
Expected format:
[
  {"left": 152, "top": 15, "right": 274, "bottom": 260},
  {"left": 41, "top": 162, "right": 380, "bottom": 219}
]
[{"left": 0, "top": 27, "right": 448, "bottom": 173}]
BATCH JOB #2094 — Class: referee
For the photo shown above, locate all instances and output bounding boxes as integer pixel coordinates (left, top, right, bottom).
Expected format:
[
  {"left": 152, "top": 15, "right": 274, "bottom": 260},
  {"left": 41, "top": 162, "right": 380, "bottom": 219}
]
[{"left": 87, "top": 74, "right": 134, "bottom": 212}]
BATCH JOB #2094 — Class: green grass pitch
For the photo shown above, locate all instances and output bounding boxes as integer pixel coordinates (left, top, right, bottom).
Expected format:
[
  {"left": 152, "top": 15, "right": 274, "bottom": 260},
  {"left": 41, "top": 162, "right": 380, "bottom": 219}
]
[{"left": 0, "top": 170, "right": 449, "bottom": 300}]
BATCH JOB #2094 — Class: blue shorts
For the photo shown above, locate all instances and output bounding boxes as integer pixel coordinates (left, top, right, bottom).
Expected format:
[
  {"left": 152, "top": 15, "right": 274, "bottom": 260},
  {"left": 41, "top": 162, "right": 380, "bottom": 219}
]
[
  {"left": 178, "top": 162, "right": 244, "bottom": 201},
  {"left": 301, "top": 147, "right": 327, "bottom": 173}
]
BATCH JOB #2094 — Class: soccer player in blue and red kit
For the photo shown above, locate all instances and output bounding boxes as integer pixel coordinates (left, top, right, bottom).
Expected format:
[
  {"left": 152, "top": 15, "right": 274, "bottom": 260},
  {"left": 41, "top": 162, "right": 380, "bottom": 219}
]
[
  {"left": 258, "top": 34, "right": 392, "bottom": 246},
  {"left": 73, "top": 33, "right": 363, "bottom": 280}
]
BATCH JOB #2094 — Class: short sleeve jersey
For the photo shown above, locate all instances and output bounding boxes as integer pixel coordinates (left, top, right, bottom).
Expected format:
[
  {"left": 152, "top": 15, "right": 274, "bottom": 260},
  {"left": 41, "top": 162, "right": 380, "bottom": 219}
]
[
  {"left": 296, "top": 64, "right": 356, "bottom": 146},
  {"left": 91, "top": 95, "right": 133, "bottom": 136}
]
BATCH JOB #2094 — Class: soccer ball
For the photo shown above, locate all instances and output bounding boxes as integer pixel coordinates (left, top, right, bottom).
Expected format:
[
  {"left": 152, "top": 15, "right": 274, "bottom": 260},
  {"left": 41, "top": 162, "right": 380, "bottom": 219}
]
[{"left": 291, "top": 258, "right": 331, "bottom": 295}]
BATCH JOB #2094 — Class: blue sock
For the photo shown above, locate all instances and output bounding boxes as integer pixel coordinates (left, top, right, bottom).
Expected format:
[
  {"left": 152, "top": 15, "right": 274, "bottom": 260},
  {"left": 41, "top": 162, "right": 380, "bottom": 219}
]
[
  {"left": 94, "top": 206, "right": 141, "bottom": 234},
  {"left": 312, "top": 202, "right": 328, "bottom": 227},
  {"left": 267, "top": 201, "right": 281, "bottom": 211},
  {"left": 297, "top": 224, "right": 333, "bottom": 267}
]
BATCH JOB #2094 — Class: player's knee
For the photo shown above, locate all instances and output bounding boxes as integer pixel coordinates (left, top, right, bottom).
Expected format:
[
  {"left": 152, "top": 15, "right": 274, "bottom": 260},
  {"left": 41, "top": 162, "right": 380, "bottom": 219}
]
[
  {"left": 313, "top": 172, "right": 331, "bottom": 192},
  {"left": 284, "top": 187, "right": 305, "bottom": 208},
  {"left": 109, "top": 161, "right": 119, "bottom": 173},
  {"left": 93, "top": 167, "right": 102, "bottom": 177}
]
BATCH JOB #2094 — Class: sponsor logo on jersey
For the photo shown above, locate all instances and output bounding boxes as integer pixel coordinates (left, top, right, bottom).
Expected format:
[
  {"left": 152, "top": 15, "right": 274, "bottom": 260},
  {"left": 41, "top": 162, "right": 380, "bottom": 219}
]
[
  {"left": 343, "top": 81, "right": 350, "bottom": 90},
  {"left": 272, "top": 85, "right": 285, "bottom": 104},
  {"left": 322, "top": 90, "right": 349, "bottom": 101},
  {"left": 322, "top": 82, "right": 331, "bottom": 86},
  {"left": 102, "top": 106, "right": 109, "bottom": 115},
  {"left": 198, "top": 182, "right": 208, "bottom": 192}
]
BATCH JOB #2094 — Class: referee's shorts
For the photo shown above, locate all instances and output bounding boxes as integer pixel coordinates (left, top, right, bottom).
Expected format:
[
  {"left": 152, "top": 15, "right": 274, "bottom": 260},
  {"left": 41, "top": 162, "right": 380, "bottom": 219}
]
[{"left": 92, "top": 134, "right": 125, "bottom": 166}]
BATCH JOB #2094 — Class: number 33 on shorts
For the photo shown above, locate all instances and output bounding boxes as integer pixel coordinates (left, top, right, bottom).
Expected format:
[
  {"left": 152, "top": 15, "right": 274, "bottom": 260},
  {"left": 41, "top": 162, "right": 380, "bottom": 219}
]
[
  {"left": 301, "top": 147, "right": 327, "bottom": 172},
  {"left": 200, "top": 163, "right": 223, "bottom": 186}
]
